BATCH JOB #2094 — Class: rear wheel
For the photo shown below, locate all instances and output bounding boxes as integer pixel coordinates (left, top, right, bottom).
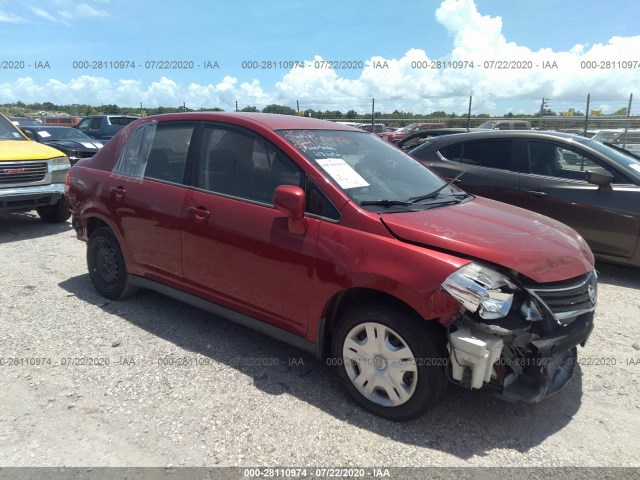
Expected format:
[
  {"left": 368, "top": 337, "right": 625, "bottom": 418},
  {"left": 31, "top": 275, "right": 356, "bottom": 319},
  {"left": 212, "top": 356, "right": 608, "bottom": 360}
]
[
  {"left": 332, "top": 305, "right": 447, "bottom": 421},
  {"left": 37, "top": 198, "right": 71, "bottom": 223},
  {"left": 87, "top": 227, "right": 138, "bottom": 300}
]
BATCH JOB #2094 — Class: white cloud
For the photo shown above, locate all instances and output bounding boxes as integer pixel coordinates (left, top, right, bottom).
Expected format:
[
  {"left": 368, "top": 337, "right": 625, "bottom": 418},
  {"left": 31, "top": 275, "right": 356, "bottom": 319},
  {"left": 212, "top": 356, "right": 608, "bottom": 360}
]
[
  {"left": 0, "top": 10, "right": 25, "bottom": 22},
  {"left": 28, "top": 6, "right": 59, "bottom": 22},
  {"left": 4, "top": 0, "right": 639, "bottom": 114},
  {"left": 24, "top": 1, "right": 108, "bottom": 24},
  {"left": 74, "top": 3, "right": 109, "bottom": 17}
]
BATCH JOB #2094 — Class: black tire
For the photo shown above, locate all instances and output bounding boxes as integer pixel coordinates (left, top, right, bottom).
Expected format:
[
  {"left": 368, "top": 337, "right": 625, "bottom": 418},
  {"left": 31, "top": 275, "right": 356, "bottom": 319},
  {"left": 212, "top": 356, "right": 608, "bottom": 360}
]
[
  {"left": 332, "top": 304, "right": 447, "bottom": 421},
  {"left": 37, "top": 198, "right": 71, "bottom": 223},
  {"left": 87, "top": 227, "right": 138, "bottom": 300}
]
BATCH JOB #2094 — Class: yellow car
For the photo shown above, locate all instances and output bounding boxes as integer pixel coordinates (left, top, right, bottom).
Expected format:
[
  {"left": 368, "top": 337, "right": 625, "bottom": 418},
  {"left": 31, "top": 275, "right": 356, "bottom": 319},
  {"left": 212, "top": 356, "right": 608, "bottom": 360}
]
[{"left": 1, "top": 112, "right": 71, "bottom": 222}]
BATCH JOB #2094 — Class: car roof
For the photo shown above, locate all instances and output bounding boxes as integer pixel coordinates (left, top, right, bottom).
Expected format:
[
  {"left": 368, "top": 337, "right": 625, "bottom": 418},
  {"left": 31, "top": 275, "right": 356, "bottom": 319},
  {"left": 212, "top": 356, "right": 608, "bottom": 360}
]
[
  {"left": 421, "top": 129, "right": 583, "bottom": 144},
  {"left": 136, "top": 112, "right": 360, "bottom": 131},
  {"left": 81, "top": 114, "right": 140, "bottom": 119},
  {"left": 408, "top": 127, "right": 481, "bottom": 134}
]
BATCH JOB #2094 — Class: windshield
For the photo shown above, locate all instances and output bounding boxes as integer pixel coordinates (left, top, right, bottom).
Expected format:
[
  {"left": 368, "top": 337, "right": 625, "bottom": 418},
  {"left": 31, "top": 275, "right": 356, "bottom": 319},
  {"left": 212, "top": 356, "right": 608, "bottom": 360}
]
[
  {"left": 577, "top": 136, "right": 640, "bottom": 174},
  {"left": 108, "top": 116, "right": 138, "bottom": 126},
  {"left": 34, "top": 127, "right": 91, "bottom": 141},
  {"left": 0, "top": 115, "right": 27, "bottom": 140},
  {"left": 278, "top": 129, "right": 454, "bottom": 210},
  {"left": 477, "top": 121, "right": 497, "bottom": 129},
  {"left": 10, "top": 117, "right": 40, "bottom": 126}
]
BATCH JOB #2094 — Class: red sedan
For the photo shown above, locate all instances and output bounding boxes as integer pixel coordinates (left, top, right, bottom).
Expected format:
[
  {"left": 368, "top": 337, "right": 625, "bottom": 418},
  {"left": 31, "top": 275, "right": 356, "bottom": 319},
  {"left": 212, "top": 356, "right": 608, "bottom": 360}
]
[{"left": 66, "top": 112, "right": 596, "bottom": 420}]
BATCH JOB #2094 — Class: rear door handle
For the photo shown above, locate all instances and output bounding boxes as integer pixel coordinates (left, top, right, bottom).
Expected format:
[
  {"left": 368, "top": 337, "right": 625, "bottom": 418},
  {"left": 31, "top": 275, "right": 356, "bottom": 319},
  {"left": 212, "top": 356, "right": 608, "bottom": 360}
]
[
  {"left": 188, "top": 206, "right": 210, "bottom": 220},
  {"left": 524, "top": 190, "right": 548, "bottom": 198},
  {"left": 110, "top": 186, "right": 126, "bottom": 198}
]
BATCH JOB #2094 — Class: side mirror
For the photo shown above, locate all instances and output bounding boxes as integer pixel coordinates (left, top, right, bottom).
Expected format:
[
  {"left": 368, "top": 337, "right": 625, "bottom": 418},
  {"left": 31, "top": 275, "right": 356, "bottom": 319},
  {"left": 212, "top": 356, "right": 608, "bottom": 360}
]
[
  {"left": 273, "top": 185, "right": 307, "bottom": 234},
  {"left": 586, "top": 167, "right": 614, "bottom": 190},
  {"left": 22, "top": 129, "right": 35, "bottom": 140}
]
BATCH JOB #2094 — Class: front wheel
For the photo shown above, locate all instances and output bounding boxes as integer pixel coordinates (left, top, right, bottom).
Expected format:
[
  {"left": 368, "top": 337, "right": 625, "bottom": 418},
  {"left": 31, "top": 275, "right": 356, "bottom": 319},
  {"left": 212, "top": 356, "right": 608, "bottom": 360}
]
[
  {"left": 87, "top": 227, "right": 138, "bottom": 300},
  {"left": 332, "top": 305, "right": 447, "bottom": 421},
  {"left": 37, "top": 198, "right": 71, "bottom": 223}
]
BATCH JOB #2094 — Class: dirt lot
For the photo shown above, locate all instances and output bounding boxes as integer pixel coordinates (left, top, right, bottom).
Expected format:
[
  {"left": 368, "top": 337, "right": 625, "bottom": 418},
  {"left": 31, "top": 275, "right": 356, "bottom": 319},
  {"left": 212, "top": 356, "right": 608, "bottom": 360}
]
[{"left": 1, "top": 211, "right": 639, "bottom": 470}]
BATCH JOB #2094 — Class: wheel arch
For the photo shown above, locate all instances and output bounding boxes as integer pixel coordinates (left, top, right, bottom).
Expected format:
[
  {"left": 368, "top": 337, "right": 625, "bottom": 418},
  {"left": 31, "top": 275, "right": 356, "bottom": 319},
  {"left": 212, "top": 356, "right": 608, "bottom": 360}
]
[
  {"left": 83, "top": 214, "right": 134, "bottom": 271},
  {"left": 86, "top": 216, "right": 110, "bottom": 238},
  {"left": 315, "top": 287, "right": 447, "bottom": 359}
]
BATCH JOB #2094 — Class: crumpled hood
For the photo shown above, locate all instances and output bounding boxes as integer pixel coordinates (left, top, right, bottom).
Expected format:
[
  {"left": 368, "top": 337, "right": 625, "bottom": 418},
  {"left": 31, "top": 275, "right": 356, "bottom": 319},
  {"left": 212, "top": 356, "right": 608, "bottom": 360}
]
[{"left": 380, "top": 197, "right": 594, "bottom": 283}]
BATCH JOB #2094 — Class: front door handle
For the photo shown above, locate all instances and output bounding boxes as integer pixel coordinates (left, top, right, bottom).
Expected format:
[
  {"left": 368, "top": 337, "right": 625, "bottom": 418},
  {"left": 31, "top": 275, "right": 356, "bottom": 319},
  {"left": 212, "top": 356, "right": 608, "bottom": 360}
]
[
  {"left": 188, "top": 206, "right": 210, "bottom": 220},
  {"left": 110, "top": 186, "right": 126, "bottom": 198},
  {"left": 524, "top": 190, "right": 548, "bottom": 198}
]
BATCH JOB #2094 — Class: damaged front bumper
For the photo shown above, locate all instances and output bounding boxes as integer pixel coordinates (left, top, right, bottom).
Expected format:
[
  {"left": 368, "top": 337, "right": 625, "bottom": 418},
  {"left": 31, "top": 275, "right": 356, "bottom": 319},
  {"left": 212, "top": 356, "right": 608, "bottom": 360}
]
[{"left": 444, "top": 265, "right": 597, "bottom": 404}]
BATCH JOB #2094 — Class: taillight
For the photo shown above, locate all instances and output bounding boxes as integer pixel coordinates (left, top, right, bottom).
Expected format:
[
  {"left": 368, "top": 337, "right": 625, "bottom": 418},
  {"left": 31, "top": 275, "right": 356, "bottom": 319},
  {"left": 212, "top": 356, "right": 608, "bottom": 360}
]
[{"left": 64, "top": 171, "right": 71, "bottom": 194}]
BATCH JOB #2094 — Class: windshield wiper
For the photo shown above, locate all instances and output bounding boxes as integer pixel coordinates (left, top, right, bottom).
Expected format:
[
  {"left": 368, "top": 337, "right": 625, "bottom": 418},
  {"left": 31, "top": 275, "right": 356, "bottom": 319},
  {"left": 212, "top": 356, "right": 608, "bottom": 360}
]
[
  {"left": 360, "top": 199, "right": 412, "bottom": 207},
  {"left": 407, "top": 172, "right": 465, "bottom": 203}
]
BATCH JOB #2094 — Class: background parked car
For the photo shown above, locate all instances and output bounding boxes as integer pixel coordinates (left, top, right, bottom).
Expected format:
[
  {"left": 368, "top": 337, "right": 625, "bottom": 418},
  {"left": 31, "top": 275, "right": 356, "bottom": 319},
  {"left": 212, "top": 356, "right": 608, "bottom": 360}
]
[
  {"left": 396, "top": 128, "right": 482, "bottom": 151},
  {"left": 41, "top": 116, "right": 81, "bottom": 127},
  {"left": 382, "top": 122, "right": 447, "bottom": 143},
  {"left": 592, "top": 129, "right": 640, "bottom": 155},
  {"left": 75, "top": 114, "right": 139, "bottom": 141},
  {"left": 8, "top": 116, "right": 41, "bottom": 127},
  {"left": 0, "top": 112, "right": 71, "bottom": 223},
  {"left": 410, "top": 130, "right": 640, "bottom": 267},
  {"left": 354, "top": 122, "right": 388, "bottom": 136},
  {"left": 21, "top": 126, "right": 103, "bottom": 165},
  {"left": 477, "top": 119, "right": 532, "bottom": 130}
]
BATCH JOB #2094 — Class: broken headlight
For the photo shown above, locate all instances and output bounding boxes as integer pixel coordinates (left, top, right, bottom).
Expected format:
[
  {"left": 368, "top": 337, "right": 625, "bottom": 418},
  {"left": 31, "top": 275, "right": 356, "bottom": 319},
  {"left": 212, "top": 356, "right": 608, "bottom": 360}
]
[{"left": 442, "top": 263, "right": 516, "bottom": 320}]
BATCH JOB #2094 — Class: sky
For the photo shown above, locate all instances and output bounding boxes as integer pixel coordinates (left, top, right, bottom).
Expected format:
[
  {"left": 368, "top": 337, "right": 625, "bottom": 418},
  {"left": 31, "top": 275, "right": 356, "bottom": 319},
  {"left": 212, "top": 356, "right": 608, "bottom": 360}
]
[{"left": 0, "top": 0, "right": 639, "bottom": 115}]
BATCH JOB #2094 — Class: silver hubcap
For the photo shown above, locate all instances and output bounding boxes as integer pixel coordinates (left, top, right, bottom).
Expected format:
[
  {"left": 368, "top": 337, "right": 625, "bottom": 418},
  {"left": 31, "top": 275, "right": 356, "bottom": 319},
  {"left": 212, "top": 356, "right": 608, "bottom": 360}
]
[{"left": 342, "top": 322, "right": 417, "bottom": 407}]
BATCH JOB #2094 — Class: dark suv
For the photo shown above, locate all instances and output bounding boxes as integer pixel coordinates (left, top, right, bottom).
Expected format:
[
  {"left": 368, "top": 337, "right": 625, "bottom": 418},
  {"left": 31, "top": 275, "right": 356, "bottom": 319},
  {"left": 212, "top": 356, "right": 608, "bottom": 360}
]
[
  {"left": 66, "top": 113, "right": 597, "bottom": 420},
  {"left": 76, "top": 115, "right": 139, "bottom": 141}
]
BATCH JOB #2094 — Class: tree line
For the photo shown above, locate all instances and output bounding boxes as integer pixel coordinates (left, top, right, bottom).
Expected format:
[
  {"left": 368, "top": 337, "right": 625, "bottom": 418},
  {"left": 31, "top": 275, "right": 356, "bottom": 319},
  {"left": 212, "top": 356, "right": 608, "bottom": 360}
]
[{"left": 2, "top": 101, "right": 632, "bottom": 129}]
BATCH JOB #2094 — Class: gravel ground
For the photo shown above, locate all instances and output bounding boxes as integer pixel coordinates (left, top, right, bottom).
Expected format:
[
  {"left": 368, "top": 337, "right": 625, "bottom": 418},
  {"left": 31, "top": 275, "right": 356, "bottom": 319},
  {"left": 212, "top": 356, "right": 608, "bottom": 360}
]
[{"left": 1, "top": 211, "right": 639, "bottom": 469}]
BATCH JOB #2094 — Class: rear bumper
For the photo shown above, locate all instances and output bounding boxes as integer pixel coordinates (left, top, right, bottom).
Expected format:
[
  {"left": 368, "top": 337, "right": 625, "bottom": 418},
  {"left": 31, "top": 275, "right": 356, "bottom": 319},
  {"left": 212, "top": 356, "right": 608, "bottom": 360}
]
[{"left": 0, "top": 184, "right": 64, "bottom": 211}]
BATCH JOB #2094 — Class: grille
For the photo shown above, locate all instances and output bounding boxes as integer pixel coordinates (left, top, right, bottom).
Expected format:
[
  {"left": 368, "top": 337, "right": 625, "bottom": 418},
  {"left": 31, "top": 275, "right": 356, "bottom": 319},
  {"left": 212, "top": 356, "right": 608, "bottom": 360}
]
[
  {"left": 0, "top": 162, "right": 48, "bottom": 184},
  {"left": 527, "top": 271, "right": 597, "bottom": 321}
]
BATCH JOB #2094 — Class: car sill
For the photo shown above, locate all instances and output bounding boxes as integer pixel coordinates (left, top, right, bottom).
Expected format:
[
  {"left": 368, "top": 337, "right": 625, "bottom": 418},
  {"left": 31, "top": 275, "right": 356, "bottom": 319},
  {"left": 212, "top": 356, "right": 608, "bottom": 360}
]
[{"left": 128, "top": 275, "right": 318, "bottom": 356}]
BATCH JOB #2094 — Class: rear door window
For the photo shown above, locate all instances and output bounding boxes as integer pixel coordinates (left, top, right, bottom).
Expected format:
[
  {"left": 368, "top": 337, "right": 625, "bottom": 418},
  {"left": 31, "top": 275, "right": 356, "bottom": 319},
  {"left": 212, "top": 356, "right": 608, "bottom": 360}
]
[
  {"left": 442, "top": 140, "right": 513, "bottom": 170},
  {"left": 144, "top": 124, "right": 194, "bottom": 183}
]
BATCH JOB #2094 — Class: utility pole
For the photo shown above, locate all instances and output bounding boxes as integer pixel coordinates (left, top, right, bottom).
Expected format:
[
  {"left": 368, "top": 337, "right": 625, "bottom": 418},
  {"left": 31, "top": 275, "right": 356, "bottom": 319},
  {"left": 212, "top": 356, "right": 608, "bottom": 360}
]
[
  {"left": 583, "top": 94, "right": 590, "bottom": 135},
  {"left": 539, "top": 97, "right": 549, "bottom": 129},
  {"left": 371, "top": 98, "right": 375, "bottom": 130},
  {"left": 466, "top": 96, "right": 472, "bottom": 129},
  {"left": 623, "top": 93, "right": 633, "bottom": 149},
  {"left": 539, "top": 97, "right": 549, "bottom": 115}
]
